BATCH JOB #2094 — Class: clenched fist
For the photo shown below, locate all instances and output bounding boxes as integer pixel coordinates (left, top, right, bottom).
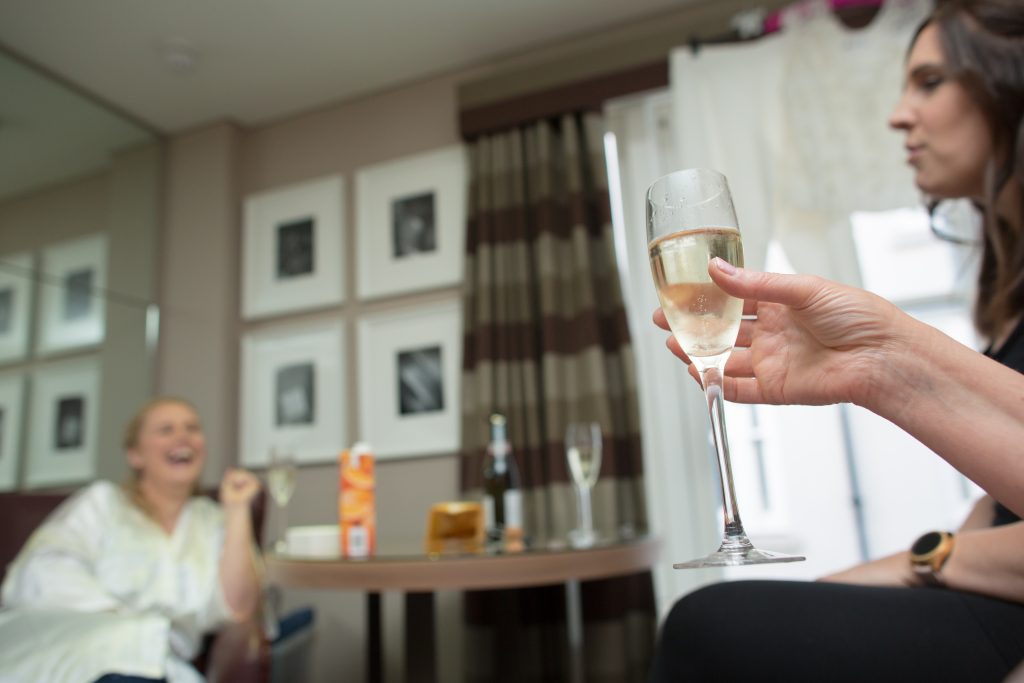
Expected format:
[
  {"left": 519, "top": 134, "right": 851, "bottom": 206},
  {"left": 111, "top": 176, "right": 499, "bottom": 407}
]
[{"left": 219, "top": 468, "right": 262, "bottom": 509}]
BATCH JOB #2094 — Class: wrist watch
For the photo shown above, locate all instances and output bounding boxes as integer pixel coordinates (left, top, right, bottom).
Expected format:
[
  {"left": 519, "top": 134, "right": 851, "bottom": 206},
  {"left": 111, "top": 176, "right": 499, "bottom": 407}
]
[{"left": 910, "top": 531, "right": 955, "bottom": 586}]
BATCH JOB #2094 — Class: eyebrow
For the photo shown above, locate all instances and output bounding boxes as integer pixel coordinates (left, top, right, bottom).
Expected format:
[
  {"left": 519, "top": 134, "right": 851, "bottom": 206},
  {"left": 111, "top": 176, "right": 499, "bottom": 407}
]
[{"left": 908, "top": 63, "right": 946, "bottom": 78}]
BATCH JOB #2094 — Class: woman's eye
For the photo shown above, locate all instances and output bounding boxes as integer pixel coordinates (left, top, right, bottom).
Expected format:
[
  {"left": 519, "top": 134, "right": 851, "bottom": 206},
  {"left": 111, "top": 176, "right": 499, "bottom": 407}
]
[{"left": 913, "top": 69, "right": 946, "bottom": 92}]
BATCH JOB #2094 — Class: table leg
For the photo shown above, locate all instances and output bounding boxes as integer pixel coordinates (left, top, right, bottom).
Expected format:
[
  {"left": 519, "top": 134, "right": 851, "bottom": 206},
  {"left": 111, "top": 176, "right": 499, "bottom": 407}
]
[
  {"left": 368, "top": 592, "right": 382, "bottom": 683},
  {"left": 566, "top": 579, "right": 584, "bottom": 683},
  {"left": 405, "top": 592, "right": 437, "bottom": 683}
]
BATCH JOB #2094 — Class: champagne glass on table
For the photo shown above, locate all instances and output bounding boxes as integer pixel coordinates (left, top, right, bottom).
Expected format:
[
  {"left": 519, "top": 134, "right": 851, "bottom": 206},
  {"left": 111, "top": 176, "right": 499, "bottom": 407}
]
[
  {"left": 266, "top": 446, "right": 297, "bottom": 553},
  {"left": 565, "top": 422, "right": 602, "bottom": 548},
  {"left": 646, "top": 168, "right": 804, "bottom": 568}
]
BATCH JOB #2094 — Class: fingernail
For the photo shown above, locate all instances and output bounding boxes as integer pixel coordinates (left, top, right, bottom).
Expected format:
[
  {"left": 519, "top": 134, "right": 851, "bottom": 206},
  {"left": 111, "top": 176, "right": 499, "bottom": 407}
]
[{"left": 711, "top": 257, "right": 736, "bottom": 275}]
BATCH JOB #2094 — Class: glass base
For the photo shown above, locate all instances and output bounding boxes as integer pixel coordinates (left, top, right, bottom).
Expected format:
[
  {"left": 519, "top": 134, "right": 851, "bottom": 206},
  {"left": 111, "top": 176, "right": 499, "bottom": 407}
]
[
  {"left": 673, "top": 536, "right": 805, "bottom": 569},
  {"left": 568, "top": 528, "right": 598, "bottom": 549}
]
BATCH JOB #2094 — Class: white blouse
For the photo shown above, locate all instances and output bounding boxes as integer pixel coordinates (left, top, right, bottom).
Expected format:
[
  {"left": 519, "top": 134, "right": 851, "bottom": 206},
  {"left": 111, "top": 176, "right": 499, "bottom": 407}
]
[{"left": 0, "top": 481, "right": 237, "bottom": 683}]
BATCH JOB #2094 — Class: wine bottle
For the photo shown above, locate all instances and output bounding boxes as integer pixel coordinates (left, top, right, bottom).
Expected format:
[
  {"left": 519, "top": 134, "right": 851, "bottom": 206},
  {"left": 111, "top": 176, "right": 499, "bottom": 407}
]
[{"left": 482, "top": 413, "right": 523, "bottom": 545}]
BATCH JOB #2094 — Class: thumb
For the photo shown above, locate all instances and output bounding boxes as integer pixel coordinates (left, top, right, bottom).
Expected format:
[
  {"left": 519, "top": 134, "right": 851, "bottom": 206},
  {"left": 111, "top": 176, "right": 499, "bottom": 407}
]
[{"left": 708, "top": 258, "right": 823, "bottom": 309}]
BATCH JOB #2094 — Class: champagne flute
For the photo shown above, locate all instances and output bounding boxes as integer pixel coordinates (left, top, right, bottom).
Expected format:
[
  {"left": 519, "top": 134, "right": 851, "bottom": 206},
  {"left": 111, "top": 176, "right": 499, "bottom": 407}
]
[
  {"left": 565, "top": 422, "right": 602, "bottom": 548},
  {"left": 266, "top": 446, "right": 297, "bottom": 553},
  {"left": 646, "top": 168, "right": 804, "bottom": 568}
]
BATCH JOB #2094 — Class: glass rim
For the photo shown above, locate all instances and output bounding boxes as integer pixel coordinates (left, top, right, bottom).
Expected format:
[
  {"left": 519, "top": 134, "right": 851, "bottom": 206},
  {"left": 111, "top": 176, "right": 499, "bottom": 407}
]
[
  {"left": 645, "top": 167, "right": 732, "bottom": 210},
  {"left": 646, "top": 167, "right": 726, "bottom": 186}
]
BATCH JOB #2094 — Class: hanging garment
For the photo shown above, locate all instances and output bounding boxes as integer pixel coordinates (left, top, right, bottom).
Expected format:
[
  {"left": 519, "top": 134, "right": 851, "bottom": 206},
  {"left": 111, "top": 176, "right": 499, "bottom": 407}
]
[{"left": 772, "top": 0, "right": 933, "bottom": 283}]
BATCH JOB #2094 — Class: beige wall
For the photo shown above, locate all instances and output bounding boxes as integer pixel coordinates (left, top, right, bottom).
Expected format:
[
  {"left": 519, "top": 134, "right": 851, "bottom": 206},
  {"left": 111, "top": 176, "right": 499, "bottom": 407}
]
[
  {"left": 0, "top": 142, "right": 160, "bottom": 486},
  {"left": 158, "top": 72, "right": 468, "bottom": 682},
  {"left": 157, "top": 123, "right": 242, "bottom": 488}
]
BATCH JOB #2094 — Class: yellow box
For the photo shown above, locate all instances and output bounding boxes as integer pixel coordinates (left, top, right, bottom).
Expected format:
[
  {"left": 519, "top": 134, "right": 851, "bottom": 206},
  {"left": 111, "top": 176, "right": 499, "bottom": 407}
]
[{"left": 424, "top": 501, "right": 484, "bottom": 555}]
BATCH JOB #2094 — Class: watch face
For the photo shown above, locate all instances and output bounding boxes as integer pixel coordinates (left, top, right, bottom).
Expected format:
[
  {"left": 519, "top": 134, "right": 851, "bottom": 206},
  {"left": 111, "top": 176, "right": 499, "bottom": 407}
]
[{"left": 912, "top": 531, "right": 944, "bottom": 556}]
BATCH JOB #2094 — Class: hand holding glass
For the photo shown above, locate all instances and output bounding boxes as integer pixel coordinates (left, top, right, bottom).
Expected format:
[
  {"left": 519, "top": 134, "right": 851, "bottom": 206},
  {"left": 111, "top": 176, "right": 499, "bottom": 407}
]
[
  {"left": 266, "top": 447, "right": 297, "bottom": 553},
  {"left": 565, "top": 422, "right": 602, "bottom": 548},
  {"left": 647, "top": 168, "right": 804, "bottom": 568}
]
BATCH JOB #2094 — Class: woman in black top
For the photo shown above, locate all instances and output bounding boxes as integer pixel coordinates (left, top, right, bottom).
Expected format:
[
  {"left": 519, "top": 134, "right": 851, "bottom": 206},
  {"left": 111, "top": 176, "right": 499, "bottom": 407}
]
[{"left": 649, "top": 0, "right": 1024, "bottom": 680}]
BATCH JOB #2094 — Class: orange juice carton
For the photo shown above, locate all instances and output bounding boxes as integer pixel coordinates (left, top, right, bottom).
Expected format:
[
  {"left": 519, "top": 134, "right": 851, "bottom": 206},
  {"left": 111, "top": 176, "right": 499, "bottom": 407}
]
[{"left": 339, "top": 442, "right": 376, "bottom": 558}]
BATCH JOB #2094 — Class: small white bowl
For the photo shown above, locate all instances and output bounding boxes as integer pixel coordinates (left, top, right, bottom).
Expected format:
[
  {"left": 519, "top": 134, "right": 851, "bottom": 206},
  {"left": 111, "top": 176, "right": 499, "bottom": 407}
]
[{"left": 284, "top": 524, "right": 340, "bottom": 558}]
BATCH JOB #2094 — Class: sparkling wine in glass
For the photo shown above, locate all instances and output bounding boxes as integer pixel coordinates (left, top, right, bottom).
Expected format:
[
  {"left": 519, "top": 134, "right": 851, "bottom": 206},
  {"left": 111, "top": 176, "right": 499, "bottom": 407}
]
[
  {"left": 267, "top": 447, "right": 297, "bottom": 553},
  {"left": 565, "top": 422, "right": 602, "bottom": 548},
  {"left": 646, "top": 168, "right": 804, "bottom": 568}
]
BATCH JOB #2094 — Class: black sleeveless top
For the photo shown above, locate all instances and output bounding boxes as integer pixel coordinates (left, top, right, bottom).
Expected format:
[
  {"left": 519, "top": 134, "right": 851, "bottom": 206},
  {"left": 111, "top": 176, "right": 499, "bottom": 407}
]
[{"left": 986, "top": 317, "right": 1024, "bottom": 526}]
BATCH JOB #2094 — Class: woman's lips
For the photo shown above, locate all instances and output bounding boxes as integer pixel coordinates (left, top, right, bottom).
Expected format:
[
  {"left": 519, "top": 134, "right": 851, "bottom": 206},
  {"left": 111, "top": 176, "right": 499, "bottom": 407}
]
[{"left": 167, "top": 447, "right": 195, "bottom": 464}]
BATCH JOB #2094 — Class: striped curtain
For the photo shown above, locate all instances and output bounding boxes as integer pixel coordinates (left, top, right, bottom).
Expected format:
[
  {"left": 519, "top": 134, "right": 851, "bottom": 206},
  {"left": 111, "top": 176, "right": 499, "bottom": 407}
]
[{"left": 459, "top": 111, "right": 654, "bottom": 682}]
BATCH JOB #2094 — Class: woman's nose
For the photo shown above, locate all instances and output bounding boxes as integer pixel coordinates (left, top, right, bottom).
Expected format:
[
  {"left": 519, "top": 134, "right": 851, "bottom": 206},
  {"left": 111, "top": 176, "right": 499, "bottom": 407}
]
[{"left": 889, "top": 93, "right": 914, "bottom": 131}]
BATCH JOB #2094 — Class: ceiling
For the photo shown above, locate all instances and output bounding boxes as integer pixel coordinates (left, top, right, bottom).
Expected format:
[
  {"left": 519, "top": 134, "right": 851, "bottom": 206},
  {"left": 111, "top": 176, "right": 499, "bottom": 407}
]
[{"left": 0, "top": 0, "right": 700, "bottom": 135}]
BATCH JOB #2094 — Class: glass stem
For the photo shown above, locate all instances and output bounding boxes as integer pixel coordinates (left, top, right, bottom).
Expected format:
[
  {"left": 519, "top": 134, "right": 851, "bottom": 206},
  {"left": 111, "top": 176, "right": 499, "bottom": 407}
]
[
  {"left": 701, "top": 365, "right": 751, "bottom": 551},
  {"left": 576, "top": 485, "right": 593, "bottom": 535},
  {"left": 278, "top": 502, "right": 289, "bottom": 553}
]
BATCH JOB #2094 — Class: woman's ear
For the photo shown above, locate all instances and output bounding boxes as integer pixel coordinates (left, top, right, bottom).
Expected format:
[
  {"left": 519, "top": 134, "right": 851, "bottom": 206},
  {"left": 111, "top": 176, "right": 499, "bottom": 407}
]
[{"left": 126, "top": 449, "right": 143, "bottom": 471}]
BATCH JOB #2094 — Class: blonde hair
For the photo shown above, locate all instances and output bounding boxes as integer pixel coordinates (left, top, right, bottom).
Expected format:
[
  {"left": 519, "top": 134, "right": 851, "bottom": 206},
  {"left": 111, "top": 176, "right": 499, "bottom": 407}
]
[{"left": 121, "top": 396, "right": 202, "bottom": 514}]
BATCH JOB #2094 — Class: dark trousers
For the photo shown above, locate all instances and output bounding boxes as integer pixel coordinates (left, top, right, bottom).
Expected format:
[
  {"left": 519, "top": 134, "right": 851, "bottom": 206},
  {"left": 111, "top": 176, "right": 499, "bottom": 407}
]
[
  {"left": 648, "top": 580, "right": 1024, "bottom": 682},
  {"left": 93, "top": 676, "right": 166, "bottom": 683}
]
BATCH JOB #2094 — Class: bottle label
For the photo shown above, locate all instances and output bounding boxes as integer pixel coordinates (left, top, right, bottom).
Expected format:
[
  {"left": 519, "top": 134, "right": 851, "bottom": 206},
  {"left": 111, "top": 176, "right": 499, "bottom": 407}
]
[
  {"left": 503, "top": 490, "right": 522, "bottom": 529},
  {"left": 346, "top": 525, "right": 369, "bottom": 558},
  {"left": 483, "top": 494, "right": 496, "bottom": 529}
]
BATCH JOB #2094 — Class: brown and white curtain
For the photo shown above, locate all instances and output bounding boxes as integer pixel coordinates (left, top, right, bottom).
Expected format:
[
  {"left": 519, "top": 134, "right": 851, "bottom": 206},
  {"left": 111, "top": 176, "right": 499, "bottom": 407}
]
[{"left": 459, "top": 111, "right": 654, "bottom": 682}]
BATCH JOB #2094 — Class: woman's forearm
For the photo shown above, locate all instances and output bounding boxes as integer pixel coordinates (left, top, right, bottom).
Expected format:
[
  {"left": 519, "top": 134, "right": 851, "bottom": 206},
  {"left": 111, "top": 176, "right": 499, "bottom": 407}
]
[
  {"left": 958, "top": 495, "right": 995, "bottom": 532},
  {"left": 823, "top": 523, "right": 1024, "bottom": 603},
  {"left": 219, "top": 506, "right": 261, "bottom": 620},
  {"left": 944, "top": 523, "right": 1024, "bottom": 603},
  {"left": 864, "top": 316, "right": 1024, "bottom": 517}
]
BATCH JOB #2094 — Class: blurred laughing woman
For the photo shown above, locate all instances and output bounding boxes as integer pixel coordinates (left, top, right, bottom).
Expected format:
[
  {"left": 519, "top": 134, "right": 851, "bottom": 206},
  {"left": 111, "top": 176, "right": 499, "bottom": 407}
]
[{"left": 0, "top": 397, "right": 262, "bottom": 683}]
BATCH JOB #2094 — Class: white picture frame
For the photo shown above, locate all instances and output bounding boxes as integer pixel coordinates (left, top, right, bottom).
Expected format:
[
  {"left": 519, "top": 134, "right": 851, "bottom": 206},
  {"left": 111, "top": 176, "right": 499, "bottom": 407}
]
[
  {"left": 241, "top": 175, "right": 345, "bottom": 320},
  {"left": 357, "top": 297, "right": 462, "bottom": 459},
  {"left": 37, "top": 234, "right": 107, "bottom": 356},
  {"left": 26, "top": 357, "right": 100, "bottom": 489},
  {"left": 240, "top": 318, "right": 346, "bottom": 466},
  {"left": 355, "top": 145, "right": 466, "bottom": 300},
  {"left": 0, "top": 373, "right": 25, "bottom": 491},
  {"left": 0, "top": 252, "right": 34, "bottom": 365}
]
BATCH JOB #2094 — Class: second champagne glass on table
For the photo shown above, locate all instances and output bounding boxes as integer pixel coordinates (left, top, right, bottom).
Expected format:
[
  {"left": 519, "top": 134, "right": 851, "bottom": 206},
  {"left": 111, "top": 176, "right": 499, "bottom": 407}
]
[
  {"left": 565, "top": 422, "right": 602, "bottom": 548},
  {"left": 267, "top": 447, "right": 297, "bottom": 553},
  {"left": 647, "top": 168, "right": 804, "bottom": 568}
]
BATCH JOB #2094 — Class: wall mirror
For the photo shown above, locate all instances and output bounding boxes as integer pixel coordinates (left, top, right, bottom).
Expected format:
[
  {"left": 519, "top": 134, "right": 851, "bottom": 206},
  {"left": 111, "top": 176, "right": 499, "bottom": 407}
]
[{"left": 0, "top": 48, "right": 162, "bottom": 490}]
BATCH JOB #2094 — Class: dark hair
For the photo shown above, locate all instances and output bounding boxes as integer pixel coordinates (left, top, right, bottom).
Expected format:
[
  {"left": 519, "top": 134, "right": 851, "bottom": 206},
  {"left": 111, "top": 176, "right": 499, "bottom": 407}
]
[{"left": 919, "top": 0, "right": 1024, "bottom": 339}]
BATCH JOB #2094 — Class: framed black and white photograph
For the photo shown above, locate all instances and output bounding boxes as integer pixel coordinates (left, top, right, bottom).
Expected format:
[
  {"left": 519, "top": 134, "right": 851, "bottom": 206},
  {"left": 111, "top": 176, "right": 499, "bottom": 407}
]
[
  {"left": 26, "top": 358, "right": 100, "bottom": 489},
  {"left": 356, "top": 145, "right": 466, "bottom": 299},
  {"left": 0, "top": 252, "right": 33, "bottom": 365},
  {"left": 36, "top": 235, "right": 107, "bottom": 356},
  {"left": 241, "top": 175, "right": 345, "bottom": 320},
  {"left": 275, "top": 362, "right": 315, "bottom": 425},
  {"left": 357, "top": 298, "right": 462, "bottom": 459},
  {"left": 392, "top": 192, "right": 437, "bottom": 258},
  {"left": 55, "top": 396, "right": 85, "bottom": 449},
  {"left": 397, "top": 346, "right": 444, "bottom": 415},
  {"left": 0, "top": 373, "right": 25, "bottom": 491},
  {"left": 239, "top": 318, "right": 345, "bottom": 466}
]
